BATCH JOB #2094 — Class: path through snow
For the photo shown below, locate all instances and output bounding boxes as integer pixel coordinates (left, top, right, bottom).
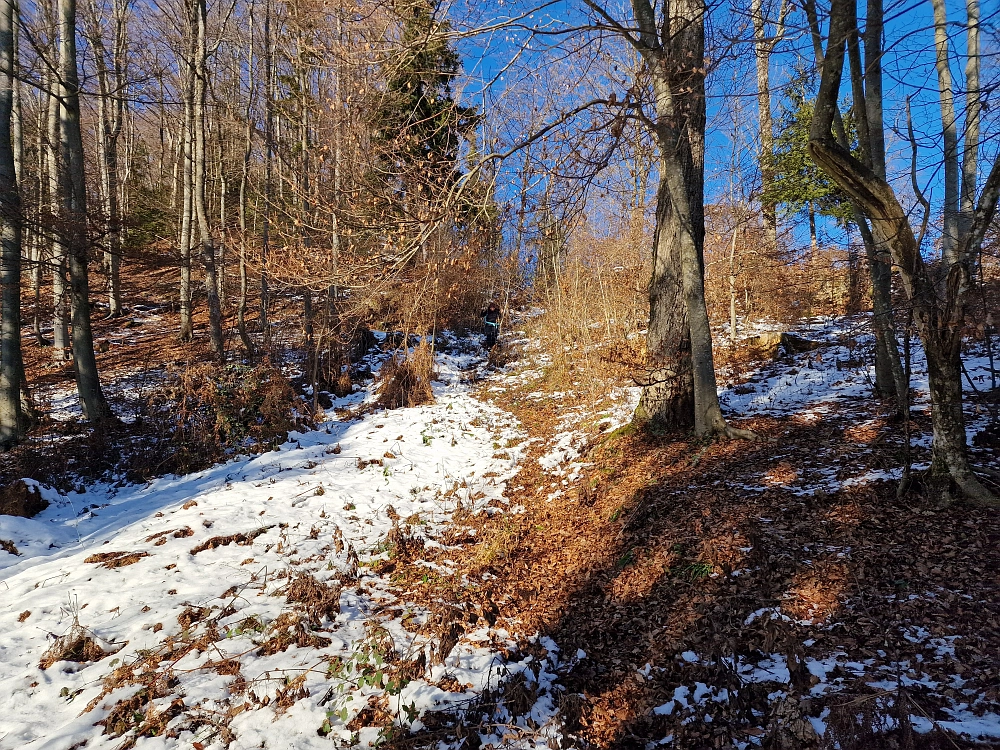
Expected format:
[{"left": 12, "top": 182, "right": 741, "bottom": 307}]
[{"left": 0, "top": 339, "right": 563, "bottom": 749}]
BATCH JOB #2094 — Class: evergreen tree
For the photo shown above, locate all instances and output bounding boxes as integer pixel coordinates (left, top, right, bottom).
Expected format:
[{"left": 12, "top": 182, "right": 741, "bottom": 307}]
[
  {"left": 373, "top": 0, "right": 478, "bottom": 212},
  {"left": 763, "top": 69, "right": 854, "bottom": 234}
]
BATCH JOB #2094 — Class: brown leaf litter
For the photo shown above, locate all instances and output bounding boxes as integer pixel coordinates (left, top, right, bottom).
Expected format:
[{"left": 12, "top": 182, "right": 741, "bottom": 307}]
[
  {"left": 84, "top": 551, "right": 151, "bottom": 568},
  {"left": 189, "top": 525, "right": 274, "bottom": 554}
]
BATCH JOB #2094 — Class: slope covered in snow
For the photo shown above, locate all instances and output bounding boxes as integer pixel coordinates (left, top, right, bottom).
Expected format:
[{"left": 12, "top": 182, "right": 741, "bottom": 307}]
[{"left": 0, "top": 340, "right": 564, "bottom": 750}]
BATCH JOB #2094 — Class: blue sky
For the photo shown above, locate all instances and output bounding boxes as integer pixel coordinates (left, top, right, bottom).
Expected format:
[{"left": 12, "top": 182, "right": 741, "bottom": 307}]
[{"left": 447, "top": 0, "right": 1000, "bottom": 254}]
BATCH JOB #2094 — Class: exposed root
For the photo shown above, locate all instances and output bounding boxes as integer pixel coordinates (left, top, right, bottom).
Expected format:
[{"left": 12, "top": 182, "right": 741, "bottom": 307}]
[
  {"left": 955, "top": 472, "right": 1000, "bottom": 508},
  {"left": 722, "top": 425, "right": 759, "bottom": 441}
]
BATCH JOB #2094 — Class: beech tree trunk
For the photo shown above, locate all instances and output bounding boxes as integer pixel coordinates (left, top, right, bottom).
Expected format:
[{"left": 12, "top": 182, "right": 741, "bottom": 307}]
[
  {"left": 84, "top": 0, "right": 127, "bottom": 318},
  {"left": 47, "top": 69, "right": 70, "bottom": 360},
  {"left": 0, "top": 0, "right": 25, "bottom": 445},
  {"left": 178, "top": 52, "right": 194, "bottom": 342},
  {"left": 236, "top": 10, "right": 254, "bottom": 355},
  {"left": 260, "top": 0, "right": 273, "bottom": 342},
  {"left": 59, "top": 0, "right": 111, "bottom": 421},
  {"left": 190, "top": 0, "right": 223, "bottom": 358}
]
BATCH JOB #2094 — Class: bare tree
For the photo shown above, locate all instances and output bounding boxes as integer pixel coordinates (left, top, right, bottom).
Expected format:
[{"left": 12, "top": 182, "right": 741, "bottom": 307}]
[
  {"left": 808, "top": 0, "right": 999, "bottom": 504},
  {"left": 58, "top": 0, "right": 111, "bottom": 421},
  {"left": 188, "top": 0, "right": 223, "bottom": 357},
  {"left": 751, "top": 0, "right": 787, "bottom": 253},
  {"left": 0, "top": 0, "right": 25, "bottom": 445},
  {"left": 587, "top": 0, "right": 753, "bottom": 437},
  {"left": 83, "top": 0, "right": 128, "bottom": 317}
]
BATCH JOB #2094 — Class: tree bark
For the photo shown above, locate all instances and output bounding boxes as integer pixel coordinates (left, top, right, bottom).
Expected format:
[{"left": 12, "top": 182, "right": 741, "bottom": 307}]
[
  {"left": 190, "top": 0, "right": 223, "bottom": 358},
  {"left": 260, "top": 0, "right": 273, "bottom": 343},
  {"left": 47, "top": 68, "right": 70, "bottom": 360},
  {"left": 931, "top": 0, "right": 960, "bottom": 267},
  {"left": 84, "top": 0, "right": 126, "bottom": 318},
  {"left": 752, "top": 0, "right": 785, "bottom": 253},
  {"left": 0, "top": 0, "right": 25, "bottom": 445},
  {"left": 236, "top": 10, "right": 255, "bottom": 355},
  {"left": 178, "top": 46, "right": 194, "bottom": 342},
  {"left": 808, "top": 0, "right": 999, "bottom": 504},
  {"left": 59, "top": 0, "right": 111, "bottom": 421},
  {"left": 635, "top": 172, "right": 693, "bottom": 428},
  {"left": 627, "top": 0, "right": 748, "bottom": 437}
]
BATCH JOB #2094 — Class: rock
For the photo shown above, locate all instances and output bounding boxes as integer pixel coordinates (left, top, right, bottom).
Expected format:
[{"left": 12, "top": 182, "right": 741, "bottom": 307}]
[
  {"left": 350, "top": 328, "right": 380, "bottom": 362},
  {"left": 0, "top": 480, "right": 49, "bottom": 518},
  {"left": 780, "top": 332, "right": 824, "bottom": 354},
  {"left": 746, "top": 331, "right": 824, "bottom": 359}
]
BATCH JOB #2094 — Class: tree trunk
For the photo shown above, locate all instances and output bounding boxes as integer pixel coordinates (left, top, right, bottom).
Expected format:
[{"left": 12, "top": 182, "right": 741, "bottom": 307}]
[
  {"left": 47, "top": 70, "right": 70, "bottom": 360},
  {"left": 635, "top": 172, "right": 693, "bottom": 428},
  {"left": 190, "top": 0, "right": 223, "bottom": 358},
  {"left": 808, "top": 0, "right": 1000, "bottom": 504},
  {"left": 59, "top": 0, "right": 111, "bottom": 422},
  {"left": 178, "top": 55, "right": 194, "bottom": 342},
  {"left": 728, "top": 222, "right": 739, "bottom": 341},
  {"left": 857, "top": 215, "right": 907, "bottom": 405},
  {"left": 84, "top": 0, "right": 126, "bottom": 319},
  {"left": 959, "top": 0, "right": 980, "bottom": 267},
  {"left": 31, "top": 81, "right": 45, "bottom": 346},
  {"left": 808, "top": 201, "right": 817, "bottom": 254},
  {"left": 752, "top": 0, "right": 781, "bottom": 252},
  {"left": 0, "top": 0, "right": 25, "bottom": 445},
  {"left": 626, "top": 0, "right": 751, "bottom": 437},
  {"left": 931, "top": 0, "right": 960, "bottom": 268},
  {"left": 236, "top": 12, "right": 254, "bottom": 355},
  {"left": 260, "top": 0, "right": 273, "bottom": 343}
]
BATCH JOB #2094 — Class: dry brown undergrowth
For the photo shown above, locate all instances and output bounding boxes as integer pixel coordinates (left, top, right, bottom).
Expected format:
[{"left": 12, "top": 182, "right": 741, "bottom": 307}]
[
  {"left": 377, "top": 341, "right": 435, "bottom": 410},
  {"left": 39, "top": 625, "right": 112, "bottom": 670},
  {"left": 84, "top": 551, "right": 151, "bottom": 568}
]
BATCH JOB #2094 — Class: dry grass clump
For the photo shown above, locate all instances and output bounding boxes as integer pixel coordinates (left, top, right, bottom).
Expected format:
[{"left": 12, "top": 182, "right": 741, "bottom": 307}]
[
  {"left": 377, "top": 341, "right": 435, "bottom": 409},
  {"left": 282, "top": 573, "right": 342, "bottom": 625},
  {"left": 39, "top": 625, "right": 110, "bottom": 669},
  {"left": 255, "top": 612, "right": 332, "bottom": 656},
  {"left": 190, "top": 525, "right": 274, "bottom": 555},
  {"left": 97, "top": 677, "right": 182, "bottom": 748}
]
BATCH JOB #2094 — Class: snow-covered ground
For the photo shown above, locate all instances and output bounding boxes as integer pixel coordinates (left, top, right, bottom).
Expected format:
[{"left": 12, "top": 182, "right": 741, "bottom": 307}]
[
  {"left": 4, "top": 317, "right": 999, "bottom": 749},
  {"left": 0, "top": 340, "right": 566, "bottom": 750}
]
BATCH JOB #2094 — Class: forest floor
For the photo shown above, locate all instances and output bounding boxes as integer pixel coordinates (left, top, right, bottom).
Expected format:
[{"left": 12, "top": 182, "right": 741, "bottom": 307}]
[{"left": 2, "top": 281, "right": 1000, "bottom": 749}]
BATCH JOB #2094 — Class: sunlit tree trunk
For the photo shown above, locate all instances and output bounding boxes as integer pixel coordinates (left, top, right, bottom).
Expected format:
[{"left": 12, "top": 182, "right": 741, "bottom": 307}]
[
  {"left": 0, "top": 0, "right": 25, "bottom": 445},
  {"left": 189, "top": 0, "right": 223, "bottom": 358},
  {"left": 619, "top": 0, "right": 750, "bottom": 437},
  {"left": 178, "top": 50, "right": 194, "bottom": 342},
  {"left": 47, "top": 68, "right": 70, "bottom": 361},
  {"left": 809, "top": 0, "right": 999, "bottom": 504},
  {"left": 260, "top": 0, "right": 272, "bottom": 343},
  {"left": 236, "top": 10, "right": 254, "bottom": 355},
  {"left": 752, "top": 0, "right": 786, "bottom": 253},
  {"left": 59, "top": 0, "right": 111, "bottom": 421},
  {"left": 83, "top": 0, "right": 127, "bottom": 318}
]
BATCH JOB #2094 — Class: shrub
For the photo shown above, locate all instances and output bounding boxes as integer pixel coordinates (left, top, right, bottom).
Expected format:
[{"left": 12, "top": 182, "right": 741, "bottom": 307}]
[
  {"left": 142, "top": 360, "right": 310, "bottom": 473},
  {"left": 377, "top": 341, "right": 435, "bottom": 410}
]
